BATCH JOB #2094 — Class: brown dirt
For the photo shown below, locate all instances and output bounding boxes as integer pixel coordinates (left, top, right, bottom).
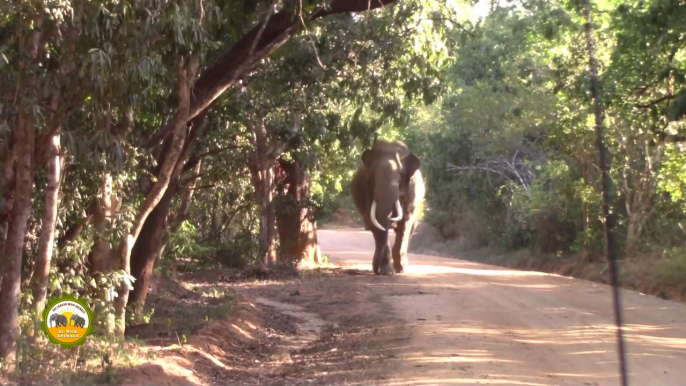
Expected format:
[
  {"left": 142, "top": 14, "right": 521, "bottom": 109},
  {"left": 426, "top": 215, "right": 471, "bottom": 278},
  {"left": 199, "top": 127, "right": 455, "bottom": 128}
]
[
  {"left": 117, "top": 226, "right": 686, "bottom": 386},
  {"left": 117, "top": 265, "right": 410, "bottom": 386},
  {"left": 409, "top": 222, "right": 686, "bottom": 303}
]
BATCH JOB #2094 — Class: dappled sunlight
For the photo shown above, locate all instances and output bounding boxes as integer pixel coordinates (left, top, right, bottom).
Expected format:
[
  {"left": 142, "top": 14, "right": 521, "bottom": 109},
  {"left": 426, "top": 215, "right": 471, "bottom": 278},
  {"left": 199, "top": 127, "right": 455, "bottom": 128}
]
[
  {"left": 381, "top": 378, "right": 554, "bottom": 385},
  {"left": 370, "top": 277, "right": 570, "bottom": 293},
  {"left": 408, "top": 354, "right": 520, "bottom": 365},
  {"left": 548, "top": 372, "right": 615, "bottom": 379},
  {"left": 622, "top": 323, "right": 675, "bottom": 332},
  {"left": 632, "top": 334, "right": 686, "bottom": 349},
  {"left": 327, "top": 252, "right": 556, "bottom": 278},
  {"left": 385, "top": 319, "right": 685, "bottom": 384},
  {"left": 230, "top": 323, "right": 254, "bottom": 340},
  {"left": 186, "top": 346, "right": 232, "bottom": 370},
  {"left": 541, "top": 307, "right": 596, "bottom": 316},
  {"left": 328, "top": 260, "right": 373, "bottom": 271},
  {"left": 404, "top": 263, "right": 553, "bottom": 277},
  {"left": 568, "top": 350, "right": 611, "bottom": 355},
  {"left": 491, "top": 282, "right": 558, "bottom": 290},
  {"left": 429, "top": 322, "right": 686, "bottom": 351},
  {"left": 375, "top": 281, "right": 489, "bottom": 291}
]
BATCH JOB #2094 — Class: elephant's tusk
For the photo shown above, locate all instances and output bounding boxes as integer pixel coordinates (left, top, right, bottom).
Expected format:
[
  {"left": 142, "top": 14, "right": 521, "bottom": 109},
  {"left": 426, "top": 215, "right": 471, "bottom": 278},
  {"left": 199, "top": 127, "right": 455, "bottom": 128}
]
[
  {"left": 370, "top": 200, "right": 386, "bottom": 231},
  {"left": 389, "top": 200, "right": 403, "bottom": 221}
]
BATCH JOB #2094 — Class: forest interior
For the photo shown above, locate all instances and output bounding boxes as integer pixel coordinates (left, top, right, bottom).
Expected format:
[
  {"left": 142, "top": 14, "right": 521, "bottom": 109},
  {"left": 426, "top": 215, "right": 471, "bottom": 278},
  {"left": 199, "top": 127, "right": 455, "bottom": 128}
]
[{"left": 0, "top": 0, "right": 686, "bottom": 384}]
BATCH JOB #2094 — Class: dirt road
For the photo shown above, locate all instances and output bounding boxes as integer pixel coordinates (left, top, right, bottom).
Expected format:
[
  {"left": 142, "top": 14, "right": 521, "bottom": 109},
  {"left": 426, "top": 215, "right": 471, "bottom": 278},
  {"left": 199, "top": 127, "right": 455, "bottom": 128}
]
[{"left": 316, "top": 228, "right": 686, "bottom": 386}]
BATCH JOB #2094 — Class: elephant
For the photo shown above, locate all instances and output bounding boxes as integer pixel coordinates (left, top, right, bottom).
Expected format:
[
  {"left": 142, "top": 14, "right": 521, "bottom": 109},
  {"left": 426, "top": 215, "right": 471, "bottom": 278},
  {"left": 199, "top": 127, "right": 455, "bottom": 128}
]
[
  {"left": 70, "top": 314, "right": 86, "bottom": 328},
  {"left": 350, "top": 139, "right": 425, "bottom": 275},
  {"left": 49, "top": 313, "right": 68, "bottom": 328}
]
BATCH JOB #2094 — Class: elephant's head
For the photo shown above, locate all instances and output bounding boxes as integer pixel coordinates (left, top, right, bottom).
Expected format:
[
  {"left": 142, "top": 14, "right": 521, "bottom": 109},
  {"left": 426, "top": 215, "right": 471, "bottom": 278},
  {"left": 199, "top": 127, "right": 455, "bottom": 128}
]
[
  {"left": 361, "top": 140, "right": 421, "bottom": 232},
  {"left": 49, "top": 313, "right": 59, "bottom": 326}
]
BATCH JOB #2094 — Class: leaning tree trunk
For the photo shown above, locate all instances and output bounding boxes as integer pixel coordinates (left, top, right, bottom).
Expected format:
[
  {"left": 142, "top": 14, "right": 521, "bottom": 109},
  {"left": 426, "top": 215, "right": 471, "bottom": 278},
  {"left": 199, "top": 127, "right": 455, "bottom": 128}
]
[
  {"left": 127, "top": 153, "right": 203, "bottom": 318},
  {"left": 128, "top": 183, "right": 177, "bottom": 317},
  {"left": 31, "top": 133, "right": 63, "bottom": 316},
  {"left": 0, "top": 111, "right": 35, "bottom": 360},
  {"left": 111, "top": 56, "right": 197, "bottom": 337},
  {"left": 275, "top": 158, "right": 321, "bottom": 268}
]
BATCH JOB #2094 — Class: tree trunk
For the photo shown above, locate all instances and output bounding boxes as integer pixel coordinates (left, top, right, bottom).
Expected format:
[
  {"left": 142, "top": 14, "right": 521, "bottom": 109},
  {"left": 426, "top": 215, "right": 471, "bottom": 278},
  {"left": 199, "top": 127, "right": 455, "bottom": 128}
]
[
  {"left": 128, "top": 184, "right": 177, "bottom": 317},
  {"left": 255, "top": 167, "right": 277, "bottom": 266},
  {"left": 0, "top": 132, "right": 16, "bottom": 284},
  {"left": 625, "top": 212, "right": 640, "bottom": 259},
  {"left": 582, "top": 203, "right": 591, "bottom": 261},
  {"left": 90, "top": 172, "right": 116, "bottom": 336},
  {"left": 113, "top": 57, "right": 197, "bottom": 336},
  {"left": 0, "top": 111, "right": 35, "bottom": 360},
  {"left": 581, "top": 163, "right": 592, "bottom": 263},
  {"left": 127, "top": 142, "right": 203, "bottom": 319},
  {"left": 275, "top": 158, "right": 321, "bottom": 268},
  {"left": 245, "top": 113, "right": 284, "bottom": 267},
  {"left": 31, "top": 133, "right": 62, "bottom": 315},
  {"left": 170, "top": 159, "right": 202, "bottom": 233}
]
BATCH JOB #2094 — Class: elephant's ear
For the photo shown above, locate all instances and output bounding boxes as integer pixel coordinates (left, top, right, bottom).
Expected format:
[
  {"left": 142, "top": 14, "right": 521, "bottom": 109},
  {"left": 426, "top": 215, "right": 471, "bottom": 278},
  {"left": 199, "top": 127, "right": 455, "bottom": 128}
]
[
  {"left": 404, "top": 153, "right": 421, "bottom": 178},
  {"left": 361, "top": 149, "right": 374, "bottom": 168}
]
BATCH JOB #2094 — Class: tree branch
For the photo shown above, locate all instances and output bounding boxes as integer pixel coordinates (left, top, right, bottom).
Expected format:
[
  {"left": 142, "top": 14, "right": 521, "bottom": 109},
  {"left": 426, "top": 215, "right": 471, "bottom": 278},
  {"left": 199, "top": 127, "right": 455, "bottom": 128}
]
[
  {"left": 635, "top": 94, "right": 675, "bottom": 109},
  {"left": 142, "top": 0, "right": 399, "bottom": 150}
]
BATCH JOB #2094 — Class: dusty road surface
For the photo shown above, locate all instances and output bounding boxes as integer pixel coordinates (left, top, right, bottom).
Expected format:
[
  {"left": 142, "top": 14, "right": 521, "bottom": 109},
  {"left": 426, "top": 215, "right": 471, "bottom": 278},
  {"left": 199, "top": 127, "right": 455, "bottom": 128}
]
[{"left": 316, "top": 228, "right": 686, "bottom": 386}]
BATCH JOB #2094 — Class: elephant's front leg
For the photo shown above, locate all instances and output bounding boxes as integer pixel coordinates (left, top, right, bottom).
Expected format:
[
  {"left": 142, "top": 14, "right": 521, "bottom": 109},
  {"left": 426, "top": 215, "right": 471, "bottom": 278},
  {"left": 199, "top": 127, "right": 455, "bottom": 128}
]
[
  {"left": 371, "top": 227, "right": 394, "bottom": 275},
  {"left": 392, "top": 215, "right": 414, "bottom": 273}
]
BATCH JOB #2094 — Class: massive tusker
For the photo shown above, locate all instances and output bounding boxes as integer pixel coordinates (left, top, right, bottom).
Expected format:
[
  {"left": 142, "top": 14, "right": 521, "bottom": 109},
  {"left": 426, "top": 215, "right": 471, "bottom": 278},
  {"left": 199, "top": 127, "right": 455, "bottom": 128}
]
[{"left": 350, "top": 140, "right": 425, "bottom": 275}]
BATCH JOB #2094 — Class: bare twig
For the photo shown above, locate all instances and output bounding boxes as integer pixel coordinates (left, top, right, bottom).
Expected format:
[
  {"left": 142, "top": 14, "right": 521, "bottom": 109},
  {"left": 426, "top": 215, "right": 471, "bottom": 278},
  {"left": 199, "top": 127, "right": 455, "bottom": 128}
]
[{"left": 447, "top": 151, "right": 536, "bottom": 190}]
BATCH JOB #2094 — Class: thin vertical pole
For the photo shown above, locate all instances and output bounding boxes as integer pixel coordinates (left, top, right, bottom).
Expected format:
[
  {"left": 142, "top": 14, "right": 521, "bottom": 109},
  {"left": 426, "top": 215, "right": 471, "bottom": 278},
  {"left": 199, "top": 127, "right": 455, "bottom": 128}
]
[{"left": 581, "top": 1, "right": 629, "bottom": 385}]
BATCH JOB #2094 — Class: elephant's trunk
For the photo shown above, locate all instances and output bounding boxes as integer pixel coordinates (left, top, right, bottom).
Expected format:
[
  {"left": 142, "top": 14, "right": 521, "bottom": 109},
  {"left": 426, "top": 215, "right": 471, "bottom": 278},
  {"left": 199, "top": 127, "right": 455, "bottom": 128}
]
[{"left": 370, "top": 175, "right": 400, "bottom": 232}]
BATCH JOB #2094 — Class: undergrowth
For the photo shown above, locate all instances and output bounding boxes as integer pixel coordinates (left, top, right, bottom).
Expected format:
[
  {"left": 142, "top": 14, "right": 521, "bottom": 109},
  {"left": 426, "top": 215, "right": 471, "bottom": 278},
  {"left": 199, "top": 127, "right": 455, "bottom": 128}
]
[{"left": 1, "top": 267, "right": 239, "bottom": 386}]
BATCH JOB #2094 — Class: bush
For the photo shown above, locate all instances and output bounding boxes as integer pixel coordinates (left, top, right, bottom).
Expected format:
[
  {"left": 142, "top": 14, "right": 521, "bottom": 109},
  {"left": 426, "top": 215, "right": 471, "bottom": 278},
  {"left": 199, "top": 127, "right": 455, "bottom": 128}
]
[
  {"left": 508, "top": 161, "right": 583, "bottom": 254},
  {"left": 213, "top": 229, "right": 259, "bottom": 269}
]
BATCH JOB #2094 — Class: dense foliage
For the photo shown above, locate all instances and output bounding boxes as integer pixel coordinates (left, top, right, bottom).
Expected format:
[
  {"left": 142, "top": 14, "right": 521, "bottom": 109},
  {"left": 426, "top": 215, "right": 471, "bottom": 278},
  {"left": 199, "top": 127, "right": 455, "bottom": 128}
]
[{"left": 402, "top": 0, "right": 686, "bottom": 262}]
